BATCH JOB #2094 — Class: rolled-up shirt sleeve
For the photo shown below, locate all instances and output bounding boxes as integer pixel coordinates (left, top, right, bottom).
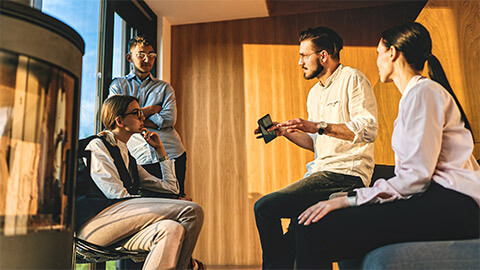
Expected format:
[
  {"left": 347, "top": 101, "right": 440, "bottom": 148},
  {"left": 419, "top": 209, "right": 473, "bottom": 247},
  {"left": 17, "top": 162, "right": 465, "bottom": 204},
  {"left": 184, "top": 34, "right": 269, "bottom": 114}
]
[
  {"left": 344, "top": 74, "right": 378, "bottom": 144},
  {"left": 355, "top": 85, "right": 443, "bottom": 206},
  {"left": 138, "top": 159, "right": 179, "bottom": 194}
]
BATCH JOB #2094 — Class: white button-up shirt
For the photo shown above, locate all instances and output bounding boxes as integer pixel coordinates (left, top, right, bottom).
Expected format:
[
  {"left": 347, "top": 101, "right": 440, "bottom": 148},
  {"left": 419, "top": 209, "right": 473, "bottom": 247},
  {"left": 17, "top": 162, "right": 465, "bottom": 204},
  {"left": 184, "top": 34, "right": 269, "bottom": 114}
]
[
  {"left": 357, "top": 76, "right": 480, "bottom": 206},
  {"left": 85, "top": 131, "right": 179, "bottom": 199},
  {"left": 306, "top": 64, "right": 378, "bottom": 186}
]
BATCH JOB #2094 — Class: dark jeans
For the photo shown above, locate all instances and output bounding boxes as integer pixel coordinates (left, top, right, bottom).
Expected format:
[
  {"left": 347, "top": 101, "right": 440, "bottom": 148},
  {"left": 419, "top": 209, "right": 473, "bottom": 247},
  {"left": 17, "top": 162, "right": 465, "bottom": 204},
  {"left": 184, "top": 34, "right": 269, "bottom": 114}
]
[
  {"left": 141, "top": 151, "right": 187, "bottom": 197},
  {"left": 254, "top": 171, "right": 364, "bottom": 269},
  {"left": 294, "top": 183, "right": 480, "bottom": 269}
]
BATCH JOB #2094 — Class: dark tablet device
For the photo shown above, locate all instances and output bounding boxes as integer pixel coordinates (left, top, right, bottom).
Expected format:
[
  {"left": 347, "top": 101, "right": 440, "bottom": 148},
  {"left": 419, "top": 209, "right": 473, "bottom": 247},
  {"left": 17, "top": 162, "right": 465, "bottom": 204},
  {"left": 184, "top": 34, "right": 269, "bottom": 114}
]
[{"left": 257, "top": 114, "right": 277, "bottom": 144}]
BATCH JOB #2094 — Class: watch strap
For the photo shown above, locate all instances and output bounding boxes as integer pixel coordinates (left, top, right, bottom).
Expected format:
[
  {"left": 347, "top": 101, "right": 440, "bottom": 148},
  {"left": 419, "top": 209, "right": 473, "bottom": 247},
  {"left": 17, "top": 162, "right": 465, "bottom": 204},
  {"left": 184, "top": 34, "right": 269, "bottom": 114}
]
[{"left": 159, "top": 155, "right": 170, "bottom": 162}]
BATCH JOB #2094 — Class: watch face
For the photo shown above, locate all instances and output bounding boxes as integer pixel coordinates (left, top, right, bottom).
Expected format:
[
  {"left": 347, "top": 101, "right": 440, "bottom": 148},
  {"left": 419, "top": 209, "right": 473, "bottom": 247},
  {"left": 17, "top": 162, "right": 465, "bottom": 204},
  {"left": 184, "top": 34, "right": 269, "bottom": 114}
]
[{"left": 318, "top": 121, "right": 327, "bottom": 135}]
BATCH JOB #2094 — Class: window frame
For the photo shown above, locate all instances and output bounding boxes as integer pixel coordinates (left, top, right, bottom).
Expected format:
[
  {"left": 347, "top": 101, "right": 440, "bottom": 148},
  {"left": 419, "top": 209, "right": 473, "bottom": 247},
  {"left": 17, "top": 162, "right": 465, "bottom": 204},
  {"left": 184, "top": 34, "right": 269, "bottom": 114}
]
[{"left": 95, "top": 0, "right": 157, "bottom": 132}]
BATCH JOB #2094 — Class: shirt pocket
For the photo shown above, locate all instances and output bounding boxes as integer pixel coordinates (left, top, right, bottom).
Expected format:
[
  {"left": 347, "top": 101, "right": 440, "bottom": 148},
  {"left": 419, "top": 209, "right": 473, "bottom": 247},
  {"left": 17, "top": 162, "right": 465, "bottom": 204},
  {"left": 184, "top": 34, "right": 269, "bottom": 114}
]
[
  {"left": 323, "top": 99, "right": 342, "bottom": 121},
  {"left": 326, "top": 99, "right": 340, "bottom": 107}
]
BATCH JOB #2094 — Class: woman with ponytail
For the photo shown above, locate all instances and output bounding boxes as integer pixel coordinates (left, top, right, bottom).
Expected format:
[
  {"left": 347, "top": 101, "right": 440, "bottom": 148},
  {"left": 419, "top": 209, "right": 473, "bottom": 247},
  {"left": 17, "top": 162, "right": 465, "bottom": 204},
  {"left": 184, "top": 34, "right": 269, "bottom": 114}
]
[{"left": 291, "top": 22, "right": 480, "bottom": 269}]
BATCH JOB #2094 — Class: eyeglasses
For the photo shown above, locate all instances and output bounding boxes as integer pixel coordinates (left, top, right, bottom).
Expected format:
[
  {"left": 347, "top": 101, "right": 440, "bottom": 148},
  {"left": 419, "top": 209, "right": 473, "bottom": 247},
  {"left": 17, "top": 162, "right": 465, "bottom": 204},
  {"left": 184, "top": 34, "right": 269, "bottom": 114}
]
[
  {"left": 132, "top": 52, "right": 157, "bottom": 60},
  {"left": 122, "top": 109, "right": 144, "bottom": 119},
  {"left": 299, "top": 50, "right": 322, "bottom": 62}
]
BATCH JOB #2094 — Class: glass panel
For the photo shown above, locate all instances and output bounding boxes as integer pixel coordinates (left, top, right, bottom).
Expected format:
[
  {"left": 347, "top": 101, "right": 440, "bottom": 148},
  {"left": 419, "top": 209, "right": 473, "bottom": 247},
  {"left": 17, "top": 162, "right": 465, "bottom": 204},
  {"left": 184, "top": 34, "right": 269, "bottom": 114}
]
[
  {"left": 0, "top": 50, "right": 76, "bottom": 235},
  {"left": 42, "top": 0, "right": 100, "bottom": 139},
  {"left": 112, "top": 12, "right": 127, "bottom": 79}
]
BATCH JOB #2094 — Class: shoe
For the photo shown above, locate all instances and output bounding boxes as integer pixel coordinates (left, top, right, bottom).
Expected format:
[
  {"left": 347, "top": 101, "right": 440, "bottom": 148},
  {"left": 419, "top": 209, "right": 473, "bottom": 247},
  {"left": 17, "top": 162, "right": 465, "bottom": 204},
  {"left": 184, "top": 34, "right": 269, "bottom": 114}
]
[{"left": 189, "top": 258, "right": 205, "bottom": 270}]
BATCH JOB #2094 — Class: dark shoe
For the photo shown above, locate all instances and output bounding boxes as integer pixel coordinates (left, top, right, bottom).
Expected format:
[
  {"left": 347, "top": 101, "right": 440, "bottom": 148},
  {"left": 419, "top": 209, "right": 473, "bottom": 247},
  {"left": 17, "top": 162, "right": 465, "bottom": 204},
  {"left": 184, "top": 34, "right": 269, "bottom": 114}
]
[{"left": 189, "top": 258, "right": 206, "bottom": 270}]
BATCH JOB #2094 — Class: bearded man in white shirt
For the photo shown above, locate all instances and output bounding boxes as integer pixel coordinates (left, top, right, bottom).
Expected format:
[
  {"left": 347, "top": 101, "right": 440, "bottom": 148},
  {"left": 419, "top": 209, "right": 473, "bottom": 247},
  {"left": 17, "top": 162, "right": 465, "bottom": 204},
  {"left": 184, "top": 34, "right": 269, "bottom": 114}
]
[{"left": 254, "top": 27, "right": 378, "bottom": 269}]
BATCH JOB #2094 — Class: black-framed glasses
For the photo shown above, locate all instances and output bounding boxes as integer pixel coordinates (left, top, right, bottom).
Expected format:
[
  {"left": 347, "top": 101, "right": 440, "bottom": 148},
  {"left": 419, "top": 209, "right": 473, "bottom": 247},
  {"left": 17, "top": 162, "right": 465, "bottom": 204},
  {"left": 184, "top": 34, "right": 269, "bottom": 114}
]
[
  {"left": 122, "top": 109, "right": 144, "bottom": 119},
  {"left": 131, "top": 51, "right": 157, "bottom": 60},
  {"left": 299, "top": 50, "right": 323, "bottom": 62}
]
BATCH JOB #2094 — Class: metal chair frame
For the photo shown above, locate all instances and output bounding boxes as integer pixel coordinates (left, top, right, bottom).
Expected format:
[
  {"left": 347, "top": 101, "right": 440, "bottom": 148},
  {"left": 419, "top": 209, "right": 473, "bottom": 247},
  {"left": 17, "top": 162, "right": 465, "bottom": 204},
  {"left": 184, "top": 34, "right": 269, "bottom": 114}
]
[{"left": 75, "top": 237, "right": 148, "bottom": 270}]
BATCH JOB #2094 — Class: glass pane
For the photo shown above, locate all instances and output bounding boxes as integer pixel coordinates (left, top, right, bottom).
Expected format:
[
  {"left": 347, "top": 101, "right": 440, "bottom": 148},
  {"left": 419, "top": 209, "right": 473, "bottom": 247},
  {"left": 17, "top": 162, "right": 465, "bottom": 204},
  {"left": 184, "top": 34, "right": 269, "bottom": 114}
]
[
  {"left": 0, "top": 50, "right": 76, "bottom": 234},
  {"left": 112, "top": 12, "right": 127, "bottom": 79},
  {"left": 42, "top": 0, "right": 100, "bottom": 139}
]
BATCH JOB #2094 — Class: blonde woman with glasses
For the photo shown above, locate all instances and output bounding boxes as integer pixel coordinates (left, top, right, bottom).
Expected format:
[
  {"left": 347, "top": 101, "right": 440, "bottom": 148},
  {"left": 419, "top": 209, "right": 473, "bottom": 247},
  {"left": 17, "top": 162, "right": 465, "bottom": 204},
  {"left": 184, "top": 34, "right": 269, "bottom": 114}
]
[{"left": 75, "top": 95, "right": 204, "bottom": 270}]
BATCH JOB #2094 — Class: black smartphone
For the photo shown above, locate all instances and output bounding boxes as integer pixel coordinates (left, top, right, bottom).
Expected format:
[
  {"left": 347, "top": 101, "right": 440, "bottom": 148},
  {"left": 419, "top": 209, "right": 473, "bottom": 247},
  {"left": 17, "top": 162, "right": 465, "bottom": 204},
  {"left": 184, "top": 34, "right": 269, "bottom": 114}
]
[{"left": 257, "top": 114, "right": 277, "bottom": 144}]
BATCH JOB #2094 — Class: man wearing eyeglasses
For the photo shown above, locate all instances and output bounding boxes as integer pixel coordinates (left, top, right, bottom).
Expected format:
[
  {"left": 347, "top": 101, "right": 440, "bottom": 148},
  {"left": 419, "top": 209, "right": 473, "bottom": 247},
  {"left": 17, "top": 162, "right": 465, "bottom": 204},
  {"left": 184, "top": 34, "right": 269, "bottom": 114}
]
[
  {"left": 254, "top": 27, "right": 378, "bottom": 269},
  {"left": 109, "top": 35, "right": 187, "bottom": 199}
]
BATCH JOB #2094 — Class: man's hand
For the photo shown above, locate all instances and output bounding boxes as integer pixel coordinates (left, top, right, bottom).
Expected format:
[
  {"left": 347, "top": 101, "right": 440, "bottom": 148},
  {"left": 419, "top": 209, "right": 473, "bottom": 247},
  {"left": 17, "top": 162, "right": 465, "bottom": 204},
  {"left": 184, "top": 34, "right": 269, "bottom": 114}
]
[
  {"left": 142, "top": 105, "right": 162, "bottom": 117},
  {"left": 278, "top": 118, "right": 320, "bottom": 134},
  {"left": 254, "top": 121, "right": 288, "bottom": 139},
  {"left": 297, "top": 196, "right": 349, "bottom": 226}
]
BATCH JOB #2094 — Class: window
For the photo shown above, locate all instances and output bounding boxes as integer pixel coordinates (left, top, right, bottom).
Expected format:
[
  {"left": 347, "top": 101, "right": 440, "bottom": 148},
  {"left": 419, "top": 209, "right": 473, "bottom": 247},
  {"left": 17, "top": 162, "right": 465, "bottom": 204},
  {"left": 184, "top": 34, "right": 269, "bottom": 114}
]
[
  {"left": 42, "top": 0, "right": 101, "bottom": 139},
  {"left": 42, "top": 0, "right": 157, "bottom": 137},
  {"left": 112, "top": 12, "right": 127, "bottom": 79}
]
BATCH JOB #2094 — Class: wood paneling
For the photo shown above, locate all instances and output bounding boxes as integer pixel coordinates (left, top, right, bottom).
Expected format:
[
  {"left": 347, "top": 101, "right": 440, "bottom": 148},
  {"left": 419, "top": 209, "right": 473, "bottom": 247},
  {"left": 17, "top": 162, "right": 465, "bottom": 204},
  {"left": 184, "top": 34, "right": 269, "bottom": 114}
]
[
  {"left": 171, "top": 0, "right": 479, "bottom": 265},
  {"left": 416, "top": 0, "right": 480, "bottom": 158},
  {"left": 172, "top": 2, "right": 424, "bottom": 265},
  {"left": 243, "top": 44, "right": 315, "bottom": 196}
]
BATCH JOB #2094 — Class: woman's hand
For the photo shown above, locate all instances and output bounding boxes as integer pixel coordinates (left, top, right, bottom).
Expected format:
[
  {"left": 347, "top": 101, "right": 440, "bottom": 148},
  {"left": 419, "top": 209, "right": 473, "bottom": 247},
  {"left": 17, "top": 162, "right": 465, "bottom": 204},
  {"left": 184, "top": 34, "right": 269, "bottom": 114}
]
[
  {"left": 142, "top": 129, "right": 167, "bottom": 157},
  {"left": 298, "top": 196, "right": 350, "bottom": 226}
]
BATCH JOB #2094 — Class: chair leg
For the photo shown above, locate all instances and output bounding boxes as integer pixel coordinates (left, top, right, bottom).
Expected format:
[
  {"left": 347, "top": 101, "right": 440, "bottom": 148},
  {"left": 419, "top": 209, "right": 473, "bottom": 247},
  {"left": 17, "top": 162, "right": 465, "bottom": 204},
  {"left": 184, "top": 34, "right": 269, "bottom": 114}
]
[{"left": 88, "top": 262, "right": 106, "bottom": 270}]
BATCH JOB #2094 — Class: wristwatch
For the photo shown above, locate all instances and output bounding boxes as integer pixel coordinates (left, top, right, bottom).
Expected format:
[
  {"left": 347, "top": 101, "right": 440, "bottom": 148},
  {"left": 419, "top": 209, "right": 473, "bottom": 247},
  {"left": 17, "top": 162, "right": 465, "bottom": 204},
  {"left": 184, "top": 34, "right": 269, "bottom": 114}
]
[
  {"left": 317, "top": 121, "right": 328, "bottom": 135},
  {"left": 347, "top": 190, "right": 357, "bottom": 207},
  {"left": 159, "top": 155, "right": 170, "bottom": 162}
]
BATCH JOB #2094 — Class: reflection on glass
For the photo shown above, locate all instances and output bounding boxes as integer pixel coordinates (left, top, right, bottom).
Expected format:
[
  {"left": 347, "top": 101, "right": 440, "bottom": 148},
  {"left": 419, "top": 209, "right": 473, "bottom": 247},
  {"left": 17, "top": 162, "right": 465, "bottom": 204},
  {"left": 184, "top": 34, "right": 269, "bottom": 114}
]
[
  {"left": 113, "top": 12, "right": 127, "bottom": 79},
  {"left": 42, "top": 0, "right": 99, "bottom": 139},
  {"left": 0, "top": 50, "right": 75, "bottom": 235}
]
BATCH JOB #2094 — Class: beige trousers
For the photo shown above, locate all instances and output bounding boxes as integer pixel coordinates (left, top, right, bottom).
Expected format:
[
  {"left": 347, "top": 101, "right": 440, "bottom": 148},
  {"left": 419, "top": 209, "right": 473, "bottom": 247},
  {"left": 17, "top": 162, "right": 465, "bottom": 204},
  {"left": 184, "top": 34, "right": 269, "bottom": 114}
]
[{"left": 77, "top": 197, "right": 204, "bottom": 270}]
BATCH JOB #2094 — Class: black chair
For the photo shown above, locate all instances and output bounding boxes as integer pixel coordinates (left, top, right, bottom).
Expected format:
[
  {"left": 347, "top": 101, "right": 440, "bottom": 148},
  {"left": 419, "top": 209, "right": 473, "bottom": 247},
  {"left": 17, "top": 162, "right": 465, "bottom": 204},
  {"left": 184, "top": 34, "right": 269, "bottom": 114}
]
[{"left": 75, "top": 237, "right": 148, "bottom": 270}]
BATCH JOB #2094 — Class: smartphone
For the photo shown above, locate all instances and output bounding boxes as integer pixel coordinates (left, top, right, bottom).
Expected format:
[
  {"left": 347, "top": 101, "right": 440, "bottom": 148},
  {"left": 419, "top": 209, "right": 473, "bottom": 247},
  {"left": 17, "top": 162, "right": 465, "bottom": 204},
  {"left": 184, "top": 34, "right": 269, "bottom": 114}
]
[{"left": 257, "top": 114, "right": 277, "bottom": 144}]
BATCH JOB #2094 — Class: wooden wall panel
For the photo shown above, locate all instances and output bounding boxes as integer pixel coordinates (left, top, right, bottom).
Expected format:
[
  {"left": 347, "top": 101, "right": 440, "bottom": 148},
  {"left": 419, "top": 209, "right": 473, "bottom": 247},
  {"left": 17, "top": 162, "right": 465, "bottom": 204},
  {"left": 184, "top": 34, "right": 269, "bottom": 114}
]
[
  {"left": 416, "top": 0, "right": 480, "bottom": 158},
  {"left": 243, "top": 44, "right": 314, "bottom": 196},
  {"left": 171, "top": 1, "right": 429, "bottom": 266}
]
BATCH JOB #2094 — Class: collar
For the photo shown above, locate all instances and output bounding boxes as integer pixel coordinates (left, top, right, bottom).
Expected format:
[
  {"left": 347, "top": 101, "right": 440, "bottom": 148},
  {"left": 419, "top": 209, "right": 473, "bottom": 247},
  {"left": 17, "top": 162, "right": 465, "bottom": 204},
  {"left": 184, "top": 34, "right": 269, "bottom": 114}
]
[
  {"left": 126, "top": 70, "right": 153, "bottom": 82},
  {"left": 319, "top": 64, "right": 343, "bottom": 88},
  {"left": 403, "top": 75, "right": 426, "bottom": 96}
]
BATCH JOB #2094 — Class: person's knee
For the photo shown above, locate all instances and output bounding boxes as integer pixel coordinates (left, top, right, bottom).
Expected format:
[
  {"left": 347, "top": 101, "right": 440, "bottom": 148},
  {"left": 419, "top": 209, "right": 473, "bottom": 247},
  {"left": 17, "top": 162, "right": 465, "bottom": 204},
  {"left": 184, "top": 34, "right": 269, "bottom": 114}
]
[
  {"left": 186, "top": 202, "right": 204, "bottom": 225},
  {"left": 254, "top": 193, "right": 276, "bottom": 217}
]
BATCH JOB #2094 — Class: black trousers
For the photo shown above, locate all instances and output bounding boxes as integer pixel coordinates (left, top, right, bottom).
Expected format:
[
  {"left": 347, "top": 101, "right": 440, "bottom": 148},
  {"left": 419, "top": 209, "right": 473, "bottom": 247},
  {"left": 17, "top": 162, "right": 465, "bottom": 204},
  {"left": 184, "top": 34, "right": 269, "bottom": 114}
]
[
  {"left": 294, "top": 183, "right": 480, "bottom": 269},
  {"left": 254, "top": 171, "right": 364, "bottom": 269}
]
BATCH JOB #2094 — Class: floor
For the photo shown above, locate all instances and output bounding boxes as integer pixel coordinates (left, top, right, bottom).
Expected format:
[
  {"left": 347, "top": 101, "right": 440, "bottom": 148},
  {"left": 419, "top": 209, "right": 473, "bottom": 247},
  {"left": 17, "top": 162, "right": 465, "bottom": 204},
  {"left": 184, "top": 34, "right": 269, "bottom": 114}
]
[{"left": 208, "top": 266, "right": 261, "bottom": 270}]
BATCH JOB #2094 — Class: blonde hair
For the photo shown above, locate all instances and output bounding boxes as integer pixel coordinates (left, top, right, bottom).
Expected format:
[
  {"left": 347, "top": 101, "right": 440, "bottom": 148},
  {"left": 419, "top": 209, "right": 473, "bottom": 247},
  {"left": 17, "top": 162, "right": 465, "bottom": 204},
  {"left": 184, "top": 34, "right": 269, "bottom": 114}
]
[{"left": 101, "top": 95, "right": 138, "bottom": 130}]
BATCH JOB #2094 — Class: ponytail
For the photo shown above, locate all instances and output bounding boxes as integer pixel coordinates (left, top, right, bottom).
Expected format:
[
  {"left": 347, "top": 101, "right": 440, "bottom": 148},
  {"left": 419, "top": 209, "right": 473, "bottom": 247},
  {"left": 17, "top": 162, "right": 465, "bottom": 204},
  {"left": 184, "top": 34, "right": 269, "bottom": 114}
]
[
  {"left": 427, "top": 54, "right": 472, "bottom": 134},
  {"left": 381, "top": 22, "right": 472, "bottom": 135}
]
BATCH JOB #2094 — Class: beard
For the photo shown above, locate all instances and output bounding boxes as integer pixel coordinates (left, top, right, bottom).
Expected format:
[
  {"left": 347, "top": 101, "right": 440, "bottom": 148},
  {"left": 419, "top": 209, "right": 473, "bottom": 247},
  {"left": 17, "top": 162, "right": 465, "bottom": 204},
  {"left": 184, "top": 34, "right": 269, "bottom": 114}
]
[{"left": 304, "top": 63, "right": 324, "bottom": 80}]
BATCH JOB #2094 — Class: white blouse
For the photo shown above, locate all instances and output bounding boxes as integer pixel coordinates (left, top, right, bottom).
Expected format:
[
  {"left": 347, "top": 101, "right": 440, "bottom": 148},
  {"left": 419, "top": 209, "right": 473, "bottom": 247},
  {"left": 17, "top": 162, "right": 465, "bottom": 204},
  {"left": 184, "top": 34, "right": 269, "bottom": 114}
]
[
  {"left": 85, "top": 131, "right": 179, "bottom": 199},
  {"left": 357, "top": 76, "right": 480, "bottom": 206}
]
